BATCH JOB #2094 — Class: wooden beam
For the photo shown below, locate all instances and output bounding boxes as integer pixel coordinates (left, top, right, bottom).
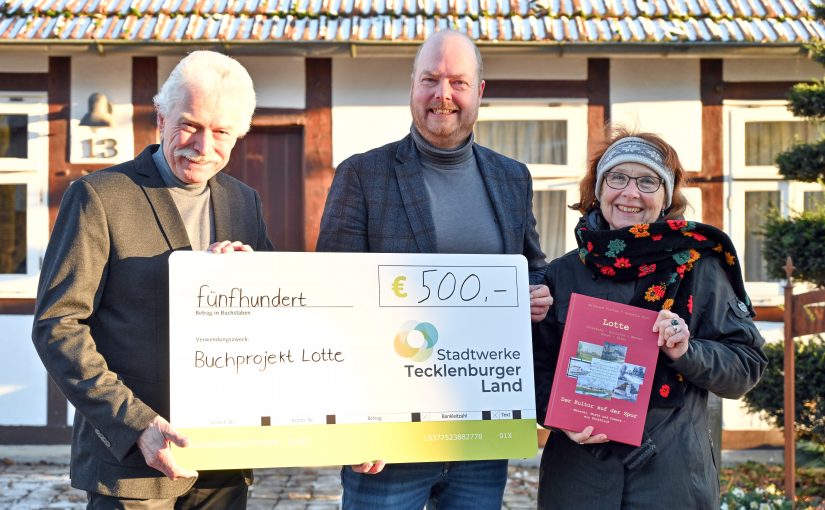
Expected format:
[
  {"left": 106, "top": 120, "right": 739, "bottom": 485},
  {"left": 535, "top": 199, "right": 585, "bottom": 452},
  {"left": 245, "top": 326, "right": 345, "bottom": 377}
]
[
  {"left": 783, "top": 260, "right": 797, "bottom": 505},
  {"left": 47, "top": 378, "right": 68, "bottom": 427},
  {"left": 132, "top": 57, "right": 158, "bottom": 153},
  {"left": 695, "top": 182, "right": 724, "bottom": 229},
  {"left": 47, "top": 57, "right": 107, "bottom": 231},
  {"left": 0, "top": 299, "right": 35, "bottom": 314},
  {"left": 700, "top": 60, "right": 723, "bottom": 179},
  {"left": 587, "top": 59, "right": 610, "bottom": 156},
  {"left": 790, "top": 288, "right": 825, "bottom": 337},
  {"left": 752, "top": 306, "right": 783, "bottom": 322},
  {"left": 253, "top": 108, "right": 307, "bottom": 127},
  {"left": 484, "top": 80, "right": 588, "bottom": 99},
  {"left": 723, "top": 81, "right": 797, "bottom": 101},
  {"left": 304, "top": 58, "right": 333, "bottom": 253},
  {"left": 700, "top": 60, "right": 724, "bottom": 228},
  {"left": 47, "top": 57, "right": 72, "bottom": 232},
  {"left": 0, "top": 426, "right": 71, "bottom": 444},
  {"left": 0, "top": 73, "right": 48, "bottom": 92}
]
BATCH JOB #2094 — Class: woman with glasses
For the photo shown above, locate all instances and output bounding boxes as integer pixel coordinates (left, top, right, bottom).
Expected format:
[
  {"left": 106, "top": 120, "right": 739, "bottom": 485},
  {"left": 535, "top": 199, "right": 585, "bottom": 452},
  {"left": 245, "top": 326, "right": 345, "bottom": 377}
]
[{"left": 532, "top": 128, "right": 767, "bottom": 509}]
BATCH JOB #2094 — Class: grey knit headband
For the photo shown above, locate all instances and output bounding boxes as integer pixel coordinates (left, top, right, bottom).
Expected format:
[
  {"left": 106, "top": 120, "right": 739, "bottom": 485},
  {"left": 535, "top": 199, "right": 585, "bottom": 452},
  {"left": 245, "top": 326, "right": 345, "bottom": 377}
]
[{"left": 595, "top": 136, "right": 674, "bottom": 209}]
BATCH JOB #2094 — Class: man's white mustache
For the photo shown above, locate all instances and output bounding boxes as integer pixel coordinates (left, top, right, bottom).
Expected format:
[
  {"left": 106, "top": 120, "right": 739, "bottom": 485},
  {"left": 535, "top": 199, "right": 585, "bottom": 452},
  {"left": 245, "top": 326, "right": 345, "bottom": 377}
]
[{"left": 174, "top": 148, "right": 220, "bottom": 165}]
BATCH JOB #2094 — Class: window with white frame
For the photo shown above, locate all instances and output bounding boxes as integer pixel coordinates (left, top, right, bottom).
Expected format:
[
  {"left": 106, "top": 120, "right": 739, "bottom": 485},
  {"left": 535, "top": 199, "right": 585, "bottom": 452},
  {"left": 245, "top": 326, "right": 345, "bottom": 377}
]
[
  {"left": 0, "top": 93, "right": 48, "bottom": 298},
  {"left": 744, "top": 120, "right": 825, "bottom": 167},
  {"left": 475, "top": 102, "right": 588, "bottom": 260},
  {"left": 803, "top": 189, "right": 825, "bottom": 211},
  {"left": 0, "top": 113, "right": 28, "bottom": 161},
  {"left": 744, "top": 188, "right": 782, "bottom": 283},
  {"left": 795, "top": 181, "right": 825, "bottom": 213},
  {"left": 727, "top": 102, "right": 825, "bottom": 305},
  {"left": 531, "top": 179, "right": 582, "bottom": 260},
  {"left": 730, "top": 104, "right": 825, "bottom": 179}
]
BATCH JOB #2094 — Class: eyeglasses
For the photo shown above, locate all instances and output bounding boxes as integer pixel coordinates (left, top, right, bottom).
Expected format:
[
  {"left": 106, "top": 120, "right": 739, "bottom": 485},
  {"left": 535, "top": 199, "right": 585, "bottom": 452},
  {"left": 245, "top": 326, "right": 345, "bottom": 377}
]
[{"left": 603, "top": 171, "right": 663, "bottom": 193}]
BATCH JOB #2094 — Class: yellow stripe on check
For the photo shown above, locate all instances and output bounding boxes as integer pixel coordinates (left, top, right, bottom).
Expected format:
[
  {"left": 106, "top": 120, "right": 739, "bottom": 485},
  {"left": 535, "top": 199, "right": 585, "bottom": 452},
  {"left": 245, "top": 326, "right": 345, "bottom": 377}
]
[{"left": 173, "top": 420, "right": 538, "bottom": 470}]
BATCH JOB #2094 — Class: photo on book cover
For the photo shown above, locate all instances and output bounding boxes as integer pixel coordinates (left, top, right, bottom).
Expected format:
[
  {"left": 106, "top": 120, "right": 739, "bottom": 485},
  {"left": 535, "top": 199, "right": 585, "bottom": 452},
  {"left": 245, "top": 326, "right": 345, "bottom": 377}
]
[
  {"left": 571, "top": 341, "right": 646, "bottom": 402},
  {"left": 612, "top": 363, "right": 647, "bottom": 403},
  {"left": 566, "top": 358, "right": 591, "bottom": 378},
  {"left": 575, "top": 341, "right": 603, "bottom": 361},
  {"left": 601, "top": 342, "right": 628, "bottom": 363}
]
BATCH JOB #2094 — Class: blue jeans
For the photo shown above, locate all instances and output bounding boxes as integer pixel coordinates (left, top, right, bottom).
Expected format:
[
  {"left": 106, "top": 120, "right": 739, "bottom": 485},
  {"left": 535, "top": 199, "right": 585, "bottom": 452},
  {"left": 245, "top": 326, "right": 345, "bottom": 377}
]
[{"left": 341, "top": 460, "right": 508, "bottom": 510}]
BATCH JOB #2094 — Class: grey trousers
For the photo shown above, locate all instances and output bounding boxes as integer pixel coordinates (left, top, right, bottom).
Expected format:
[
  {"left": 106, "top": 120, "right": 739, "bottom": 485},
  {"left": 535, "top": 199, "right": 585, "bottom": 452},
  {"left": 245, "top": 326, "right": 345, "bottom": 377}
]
[{"left": 86, "top": 471, "right": 248, "bottom": 510}]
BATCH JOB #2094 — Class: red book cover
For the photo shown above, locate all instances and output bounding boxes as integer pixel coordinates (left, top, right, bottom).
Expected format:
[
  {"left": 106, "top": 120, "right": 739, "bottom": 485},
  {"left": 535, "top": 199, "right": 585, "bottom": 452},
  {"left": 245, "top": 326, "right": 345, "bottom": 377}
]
[{"left": 543, "top": 293, "right": 660, "bottom": 446}]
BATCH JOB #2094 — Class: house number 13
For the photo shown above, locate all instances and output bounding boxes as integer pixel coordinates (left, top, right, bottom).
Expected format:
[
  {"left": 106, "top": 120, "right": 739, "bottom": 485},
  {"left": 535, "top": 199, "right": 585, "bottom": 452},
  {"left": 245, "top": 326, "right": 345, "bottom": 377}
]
[{"left": 82, "top": 138, "right": 119, "bottom": 158}]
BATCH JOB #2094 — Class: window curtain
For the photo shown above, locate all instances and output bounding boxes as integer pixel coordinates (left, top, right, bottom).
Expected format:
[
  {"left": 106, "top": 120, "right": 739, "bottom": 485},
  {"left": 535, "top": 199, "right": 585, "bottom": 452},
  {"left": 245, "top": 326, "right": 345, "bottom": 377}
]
[
  {"left": 473, "top": 120, "right": 571, "bottom": 259},
  {"left": 745, "top": 121, "right": 823, "bottom": 166},
  {"left": 0, "top": 184, "right": 26, "bottom": 274},
  {"left": 0, "top": 114, "right": 28, "bottom": 159},
  {"left": 804, "top": 190, "right": 825, "bottom": 212},
  {"left": 744, "top": 191, "right": 780, "bottom": 282},
  {"left": 533, "top": 190, "right": 567, "bottom": 260},
  {"left": 475, "top": 120, "right": 567, "bottom": 165}
]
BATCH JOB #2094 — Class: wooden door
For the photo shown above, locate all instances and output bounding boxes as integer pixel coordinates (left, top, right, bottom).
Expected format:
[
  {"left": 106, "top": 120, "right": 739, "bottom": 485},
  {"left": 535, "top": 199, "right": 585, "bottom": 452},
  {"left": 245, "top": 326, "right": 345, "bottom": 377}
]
[{"left": 223, "top": 126, "right": 304, "bottom": 251}]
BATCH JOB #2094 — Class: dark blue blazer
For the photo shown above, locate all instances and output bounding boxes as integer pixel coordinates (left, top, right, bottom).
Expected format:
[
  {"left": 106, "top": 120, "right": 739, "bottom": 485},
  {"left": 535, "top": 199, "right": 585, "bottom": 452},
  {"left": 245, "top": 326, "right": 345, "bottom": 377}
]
[{"left": 317, "top": 134, "right": 546, "bottom": 282}]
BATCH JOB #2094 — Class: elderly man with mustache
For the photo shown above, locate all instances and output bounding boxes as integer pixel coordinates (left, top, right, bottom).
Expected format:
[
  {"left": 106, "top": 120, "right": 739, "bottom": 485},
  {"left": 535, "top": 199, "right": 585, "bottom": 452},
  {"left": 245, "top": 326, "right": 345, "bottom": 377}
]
[
  {"left": 32, "top": 51, "right": 272, "bottom": 509},
  {"left": 317, "top": 30, "right": 552, "bottom": 509}
]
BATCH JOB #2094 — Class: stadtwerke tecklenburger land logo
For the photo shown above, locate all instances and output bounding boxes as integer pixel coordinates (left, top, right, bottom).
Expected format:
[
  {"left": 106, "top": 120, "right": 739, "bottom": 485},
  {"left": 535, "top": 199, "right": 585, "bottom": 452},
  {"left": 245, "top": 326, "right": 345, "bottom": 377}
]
[{"left": 394, "top": 320, "right": 439, "bottom": 362}]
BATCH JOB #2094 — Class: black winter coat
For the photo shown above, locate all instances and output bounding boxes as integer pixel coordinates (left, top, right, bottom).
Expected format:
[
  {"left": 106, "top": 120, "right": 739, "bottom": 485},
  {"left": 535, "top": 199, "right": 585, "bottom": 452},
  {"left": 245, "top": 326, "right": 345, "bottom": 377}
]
[{"left": 533, "top": 249, "right": 768, "bottom": 510}]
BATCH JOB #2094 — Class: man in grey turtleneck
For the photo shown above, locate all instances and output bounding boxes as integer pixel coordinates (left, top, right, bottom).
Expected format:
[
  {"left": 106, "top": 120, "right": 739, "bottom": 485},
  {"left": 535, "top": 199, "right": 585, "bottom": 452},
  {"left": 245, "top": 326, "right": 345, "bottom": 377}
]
[{"left": 318, "top": 30, "right": 552, "bottom": 509}]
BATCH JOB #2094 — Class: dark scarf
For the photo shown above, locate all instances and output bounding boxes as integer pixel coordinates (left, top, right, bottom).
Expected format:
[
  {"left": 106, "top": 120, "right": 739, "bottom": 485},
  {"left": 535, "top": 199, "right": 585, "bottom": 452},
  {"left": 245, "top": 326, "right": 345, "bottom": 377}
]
[{"left": 575, "top": 209, "right": 754, "bottom": 409}]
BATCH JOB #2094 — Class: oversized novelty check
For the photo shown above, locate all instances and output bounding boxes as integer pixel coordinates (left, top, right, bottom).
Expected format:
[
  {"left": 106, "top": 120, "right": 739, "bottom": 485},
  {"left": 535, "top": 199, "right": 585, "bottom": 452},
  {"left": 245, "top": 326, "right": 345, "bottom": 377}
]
[{"left": 169, "top": 252, "right": 537, "bottom": 470}]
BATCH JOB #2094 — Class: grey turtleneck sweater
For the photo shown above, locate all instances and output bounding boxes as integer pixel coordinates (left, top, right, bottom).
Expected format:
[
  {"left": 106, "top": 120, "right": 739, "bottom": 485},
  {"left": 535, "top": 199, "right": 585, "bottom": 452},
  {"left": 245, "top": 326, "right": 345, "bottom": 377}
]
[
  {"left": 152, "top": 147, "right": 215, "bottom": 251},
  {"left": 411, "top": 127, "right": 504, "bottom": 255}
]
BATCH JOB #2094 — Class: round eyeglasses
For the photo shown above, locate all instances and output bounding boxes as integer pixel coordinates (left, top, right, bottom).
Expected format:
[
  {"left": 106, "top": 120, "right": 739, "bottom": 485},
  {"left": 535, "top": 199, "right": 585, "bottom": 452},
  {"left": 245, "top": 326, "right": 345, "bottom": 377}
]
[{"left": 603, "top": 171, "right": 663, "bottom": 193}]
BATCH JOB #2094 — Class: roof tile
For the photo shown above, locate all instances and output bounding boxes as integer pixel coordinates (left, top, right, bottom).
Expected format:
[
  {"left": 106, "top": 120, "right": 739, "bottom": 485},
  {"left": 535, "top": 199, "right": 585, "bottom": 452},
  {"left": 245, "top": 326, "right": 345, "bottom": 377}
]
[{"left": 0, "top": 0, "right": 821, "bottom": 42}]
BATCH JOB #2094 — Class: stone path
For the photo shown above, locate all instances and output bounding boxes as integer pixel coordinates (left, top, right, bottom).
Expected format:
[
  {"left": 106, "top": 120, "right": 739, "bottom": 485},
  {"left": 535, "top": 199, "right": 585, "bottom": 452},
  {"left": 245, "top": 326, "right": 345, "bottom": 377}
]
[{"left": 0, "top": 455, "right": 539, "bottom": 510}]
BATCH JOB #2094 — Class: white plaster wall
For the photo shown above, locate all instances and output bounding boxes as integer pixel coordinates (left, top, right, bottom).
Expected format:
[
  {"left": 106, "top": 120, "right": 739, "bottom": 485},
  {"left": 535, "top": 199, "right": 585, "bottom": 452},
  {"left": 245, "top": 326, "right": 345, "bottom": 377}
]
[
  {"left": 0, "top": 93, "right": 49, "bottom": 298},
  {"left": 722, "top": 321, "right": 783, "bottom": 430},
  {"left": 70, "top": 55, "right": 135, "bottom": 164},
  {"left": 724, "top": 57, "right": 822, "bottom": 82},
  {"left": 681, "top": 187, "right": 702, "bottom": 222},
  {"left": 0, "top": 54, "right": 48, "bottom": 73},
  {"left": 333, "top": 57, "right": 413, "bottom": 107},
  {"left": 332, "top": 57, "right": 412, "bottom": 166},
  {"left": 236, "top": 57, "right": 305, "bottom": 109},
  {"left": 158, "top": 56, "right": 305, "bottom": 110},
  {"left": 331, "top": 55, "right": 588, "bottom": 166},
  {"left": 0, "top": 315, "right": 47, "bottom": 425},
  {"left": 157, "top": 57, "right": 178, "bottom": 96},
  {"left": 483, "top": 55, "right": 587, "bottom": 80},
  {"left": 610, "top": 59, "right": 703, "bottom": 172}
]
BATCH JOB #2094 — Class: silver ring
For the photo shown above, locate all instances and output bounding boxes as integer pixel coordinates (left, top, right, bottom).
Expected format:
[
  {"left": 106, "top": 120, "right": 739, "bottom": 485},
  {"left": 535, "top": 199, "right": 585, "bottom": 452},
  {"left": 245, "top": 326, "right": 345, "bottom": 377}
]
[
  {"left": 671, "top": 325, "right": 680, "bottom": 334},
  {"left": 670, "top": 318, "right": 679, "bottom": 326}
]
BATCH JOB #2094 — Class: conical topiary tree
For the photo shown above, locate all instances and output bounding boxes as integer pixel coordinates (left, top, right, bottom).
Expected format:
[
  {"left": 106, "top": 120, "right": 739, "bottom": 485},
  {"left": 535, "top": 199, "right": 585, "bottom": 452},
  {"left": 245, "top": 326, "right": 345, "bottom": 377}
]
[
  {"left": 751, "top": 22, "right": 825, "bottom": 470},
  {"left": 767, "top": 25, "right": 825, "bottom": 289}
]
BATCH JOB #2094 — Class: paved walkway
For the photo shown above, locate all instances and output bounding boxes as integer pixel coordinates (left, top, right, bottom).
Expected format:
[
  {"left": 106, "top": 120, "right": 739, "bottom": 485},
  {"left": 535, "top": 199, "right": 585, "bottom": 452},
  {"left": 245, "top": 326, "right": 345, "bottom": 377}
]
[
  {"left": 0, "top": 446, "right": 539, "bottom": 510},
  {"left": 0, "top": 445, "right": 784, "bottom": 509}
]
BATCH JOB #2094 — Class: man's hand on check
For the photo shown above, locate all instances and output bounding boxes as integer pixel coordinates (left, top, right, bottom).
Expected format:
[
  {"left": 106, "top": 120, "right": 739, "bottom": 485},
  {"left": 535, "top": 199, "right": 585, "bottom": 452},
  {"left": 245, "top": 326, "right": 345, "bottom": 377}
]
[
  {"left": 207, "top": 240, "right": 253, "bottom": 253},
  {"left": 352, "top": 460, "right": 386, "bottom": 475},
  {"left": 137, "top": 416, "right": 198, "bottom": 480},
  {"left": 529, "top": 284, "right": 552, "bottom": 323}
]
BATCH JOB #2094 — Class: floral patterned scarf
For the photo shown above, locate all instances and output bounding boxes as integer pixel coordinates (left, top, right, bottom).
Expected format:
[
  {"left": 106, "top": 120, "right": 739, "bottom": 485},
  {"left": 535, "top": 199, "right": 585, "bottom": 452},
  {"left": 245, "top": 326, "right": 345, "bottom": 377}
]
[{"left": 575, "top": 211, "right": 754, "bottom": 408}]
